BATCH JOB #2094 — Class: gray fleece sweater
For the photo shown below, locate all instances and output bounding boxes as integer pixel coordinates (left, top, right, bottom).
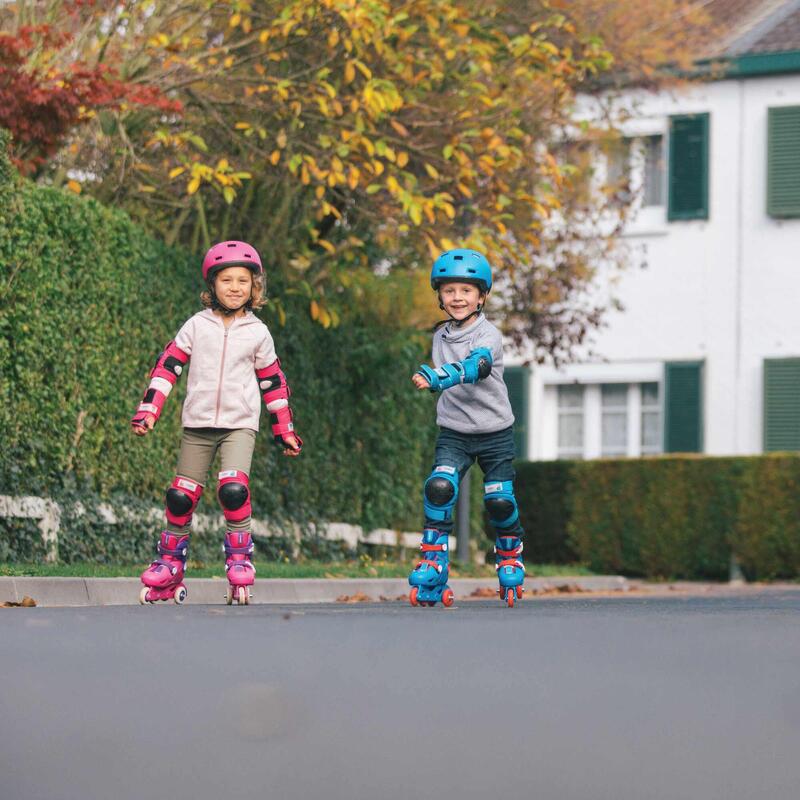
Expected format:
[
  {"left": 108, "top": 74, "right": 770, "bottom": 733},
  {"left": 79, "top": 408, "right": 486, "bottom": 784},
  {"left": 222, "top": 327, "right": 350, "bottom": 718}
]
[{"left": 431, "top": 314, "right": 514, "bottom": 434}]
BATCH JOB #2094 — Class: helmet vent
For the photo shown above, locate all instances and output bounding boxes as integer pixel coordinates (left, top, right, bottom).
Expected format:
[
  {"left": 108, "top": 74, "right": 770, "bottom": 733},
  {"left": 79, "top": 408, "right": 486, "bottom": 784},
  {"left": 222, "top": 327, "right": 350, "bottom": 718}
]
[
  {"left": 454, "top": 255, "right": 463, "bottom": 260},
  {"left": 215, "top": 256, "right": 223, "bottom": 260},
  {"left": 227, "top": 243, "right": 236, "bottom": 247},
  {"left": 467, "top": 268, "right": 476, "bottom": 273}
]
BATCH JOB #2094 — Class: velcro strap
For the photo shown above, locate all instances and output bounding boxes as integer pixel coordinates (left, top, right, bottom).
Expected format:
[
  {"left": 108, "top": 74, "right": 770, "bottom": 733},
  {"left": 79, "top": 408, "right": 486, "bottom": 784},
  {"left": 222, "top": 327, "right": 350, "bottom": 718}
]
[
  {"left": 157, "top": 542, "right": 188, "bottom": 559},
  {"left": 496, "top": 559, "right": 525, "bottom": 571},
  {"left": 415, "top": 559, "right": 443, "bottom": 573},
  {"left": 495, "top": 547, "right": 522, "bottom": 558},
  {"left": 420, "top": 543, "right": 446, "bottom": 552}
]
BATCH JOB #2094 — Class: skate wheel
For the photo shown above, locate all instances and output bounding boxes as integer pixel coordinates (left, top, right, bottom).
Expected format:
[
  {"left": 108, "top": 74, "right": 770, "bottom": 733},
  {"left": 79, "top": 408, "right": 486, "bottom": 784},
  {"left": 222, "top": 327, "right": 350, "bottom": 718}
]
[
  {"left": 237, "top": 586, "right": 247, "bottom": 605},
  {"left": 173, "top": 585, "right": 187, "bottom": 605},
  {"left": 409, "top": 587, "right": 419, "bottom": 607},
  {"left": 225, "top": 586, "right": 234, "bottom": 605},
  {"left": 515, "top": 586, "right": 523, "bottom": 600},
  {"left": 139, "top": 586, "right": 151, "bottom": 605},
  {"left": 505, "top": 588, "right": 515, "bottom": 608},
  {"left": 442, "top": 588, "right": 454, "bottom": 607}
]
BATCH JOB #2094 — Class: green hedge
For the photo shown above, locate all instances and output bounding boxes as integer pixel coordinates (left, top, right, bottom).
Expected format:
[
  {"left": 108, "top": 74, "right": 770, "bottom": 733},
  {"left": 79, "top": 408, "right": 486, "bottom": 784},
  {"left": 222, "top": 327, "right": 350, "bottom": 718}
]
[
  {"left": 516, "top": 455, "right": 800, "bottom": 580},
  {"left": 0, "top": 129, "right": 436, "bottom": 562}
]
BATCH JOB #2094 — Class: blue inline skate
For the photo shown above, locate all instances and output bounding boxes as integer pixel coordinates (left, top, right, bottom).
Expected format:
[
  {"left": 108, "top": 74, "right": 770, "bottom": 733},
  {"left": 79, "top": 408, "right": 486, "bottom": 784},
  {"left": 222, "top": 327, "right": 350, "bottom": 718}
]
[
  {"left": 495, "top": 535, "right": 525, "bottom": 607},
  {"left": 408, "top": 529, "right": 454, "bottom": 607}
]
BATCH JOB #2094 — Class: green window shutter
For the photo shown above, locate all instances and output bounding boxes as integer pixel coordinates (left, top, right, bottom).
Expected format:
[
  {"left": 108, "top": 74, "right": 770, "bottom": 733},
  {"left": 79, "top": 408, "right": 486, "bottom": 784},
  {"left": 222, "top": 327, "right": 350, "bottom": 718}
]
[
  {"left": 767, "top": 106, "right": 800, "bottom": 218},
  {"left": 664, "top": 361, "right": 703, "bottom": 452},
  {"left": 503, "top": 366, "right": 529, "bottom": 459},
  {"left": 764, "top": 358, "right": 800, "bottom": 451},
  {"left": 668, "top": 113, "right": 709, "bottom": 221}
]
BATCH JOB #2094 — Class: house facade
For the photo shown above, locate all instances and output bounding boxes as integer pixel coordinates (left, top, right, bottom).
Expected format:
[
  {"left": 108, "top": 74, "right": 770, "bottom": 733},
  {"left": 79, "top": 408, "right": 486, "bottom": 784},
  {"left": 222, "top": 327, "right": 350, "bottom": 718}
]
[{"left": 505, "top": 2, "right": 800, "bottom": 462}]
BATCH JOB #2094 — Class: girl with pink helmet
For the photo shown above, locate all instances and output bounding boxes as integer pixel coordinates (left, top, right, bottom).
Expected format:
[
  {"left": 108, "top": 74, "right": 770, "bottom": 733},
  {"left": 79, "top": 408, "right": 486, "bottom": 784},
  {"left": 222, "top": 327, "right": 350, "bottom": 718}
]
[{"left": 131, "top": 240, "right": 302, "bottom": 605}]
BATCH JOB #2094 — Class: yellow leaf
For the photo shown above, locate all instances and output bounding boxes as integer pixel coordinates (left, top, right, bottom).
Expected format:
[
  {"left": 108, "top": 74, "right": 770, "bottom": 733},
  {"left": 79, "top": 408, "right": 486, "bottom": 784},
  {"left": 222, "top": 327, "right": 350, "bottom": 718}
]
[
  {"left": 168, "top": 166, "right": 185, "bottom": 179},
  {"left": 66, "top": 180, "right": 81, "bottom": 194},
  {"left": 230, "top": 13, "right": 241, "bottom": 28},
  {"left": 424, "top": 163, "right": 439, "bottom": 179},
  {"left": 276, "top": 130, "right": 287, "bottom": 149},
  {"left": 235, "top": 122, "right": 251, "bottom": 130},
  {"left": 187, "top": 177, "right": 201, "bottom": 195},
  {"left": 269, "top": 150, "right": 281, "bottom": 165},
  {"left": 242, "top": 17, "right": 251, "bottom": 34},
  {"left": 348, "top": 166, "right": 360, "bottom": 190},
  {"left": 344, "top": 61, "right": 356, "bottom": 84},
  {"left": 223, "top": 186, "right": 236, "bottom": 204},
  {"left": 396, "top": 151, "right": 409, "bottom": 168},
  {"left": 390, "top": 120, "right": 409, "bottom": 137},
  {"left": 386, "top": 175, "right": 400, "bottom": 194},
  {"left": 223, "top": 56, "right": 234, "bottom": 68},
  {"left": 319, "top": 307, "right": 331, "bottom": 328},
  {"left": 310, "top": 300, "right": 320, "bottom": 320},
  {"left": 315, "top": 185, "right": 325, "bottom": 199},
  {"left": 301, "top": 165, "right": 310, "bottom": 185},
  {"left": 217, "top": 158, "right": 229, "bottom": 171},
  {"left": 259, "top": 30, "right": 270, "bottom": 44},
  {"left": 409, "top": 204, "right": 422, "bottom": 226},
  {"left": 328, "top": 29, "right": 340, "bottom": 48},
  {"left": 318, "top": 239, "right": 336, "bottom": 254},
  {"left": 457, "top": 182, "right": 473, "bottom": 198}
]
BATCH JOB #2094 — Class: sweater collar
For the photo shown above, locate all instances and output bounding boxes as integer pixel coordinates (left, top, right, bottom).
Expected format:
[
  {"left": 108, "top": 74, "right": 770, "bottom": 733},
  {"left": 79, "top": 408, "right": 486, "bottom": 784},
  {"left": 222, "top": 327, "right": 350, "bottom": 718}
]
[{"left": 440, "top": 313, "right": 486, "bottom": 342}]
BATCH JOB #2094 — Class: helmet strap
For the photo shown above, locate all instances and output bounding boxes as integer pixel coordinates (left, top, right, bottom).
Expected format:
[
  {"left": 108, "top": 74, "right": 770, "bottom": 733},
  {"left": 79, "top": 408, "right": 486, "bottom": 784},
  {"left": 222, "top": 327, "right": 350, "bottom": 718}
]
[{"left": 208, "top": 285, "right": 251, "bottom": 316}]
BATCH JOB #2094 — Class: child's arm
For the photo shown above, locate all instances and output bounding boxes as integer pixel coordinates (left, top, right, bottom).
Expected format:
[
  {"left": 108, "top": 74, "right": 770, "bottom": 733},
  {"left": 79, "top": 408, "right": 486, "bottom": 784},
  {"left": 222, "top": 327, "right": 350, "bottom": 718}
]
[
  {"left": 131, "top": 341, "right": 189, "bottom": 434},
  {"left": 256, "top": 358, "right": 303, "bottom": 455},
  {"left": 414, "top": 347, "right": 493, "bottom": 392}
]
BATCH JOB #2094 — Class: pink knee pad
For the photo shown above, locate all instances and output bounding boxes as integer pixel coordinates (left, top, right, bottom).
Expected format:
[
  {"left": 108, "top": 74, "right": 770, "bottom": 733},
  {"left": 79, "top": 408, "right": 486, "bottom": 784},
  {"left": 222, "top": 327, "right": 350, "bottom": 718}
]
[
  {"left": 217, "top": 470, "right": 251, "bottom": 523},
  {"left": 165, "top": 476, "right": 203, "bottom": 527}
]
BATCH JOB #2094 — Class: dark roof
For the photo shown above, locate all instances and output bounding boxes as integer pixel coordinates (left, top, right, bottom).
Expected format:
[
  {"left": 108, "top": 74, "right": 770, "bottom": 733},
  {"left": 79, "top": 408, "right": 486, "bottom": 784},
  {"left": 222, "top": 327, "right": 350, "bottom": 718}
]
[{"left": 708, "top": 0, "right": 800, "bottom": 57}]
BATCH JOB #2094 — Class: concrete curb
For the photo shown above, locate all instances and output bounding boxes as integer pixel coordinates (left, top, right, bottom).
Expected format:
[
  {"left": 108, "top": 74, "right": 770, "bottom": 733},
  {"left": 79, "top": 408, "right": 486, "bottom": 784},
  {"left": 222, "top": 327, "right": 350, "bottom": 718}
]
[{"left": 0, "top": 575, "right": 631, "bottom": 607}]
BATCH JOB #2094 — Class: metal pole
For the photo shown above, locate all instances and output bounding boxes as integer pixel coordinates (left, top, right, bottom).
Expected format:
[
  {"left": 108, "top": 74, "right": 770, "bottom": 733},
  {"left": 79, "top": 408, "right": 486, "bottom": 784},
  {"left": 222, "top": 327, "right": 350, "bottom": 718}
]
[{"left": 456, "top": 469, "right": 471, "bottom": 564}]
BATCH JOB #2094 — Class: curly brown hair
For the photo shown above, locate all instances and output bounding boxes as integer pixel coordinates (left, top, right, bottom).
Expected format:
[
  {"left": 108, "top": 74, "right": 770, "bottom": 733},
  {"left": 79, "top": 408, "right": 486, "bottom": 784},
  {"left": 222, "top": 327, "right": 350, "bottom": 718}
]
[{"left": 200, "top": 271, "right": 267, "bottom": 311}]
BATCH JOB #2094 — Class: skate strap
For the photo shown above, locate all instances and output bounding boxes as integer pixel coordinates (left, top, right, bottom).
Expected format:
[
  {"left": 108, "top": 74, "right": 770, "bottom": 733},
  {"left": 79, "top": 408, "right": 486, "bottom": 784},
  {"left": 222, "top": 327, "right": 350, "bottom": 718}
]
[
  {"left": 225, "top": 559, "right": 254, "bottom": 571},
  {"left": 495, "top": 546, "right": 522, "bottom": 558},
  {"left": 157, "top": 543, "right": 188, "bottom": 560},
  {"left": 224, "top": 542, "right": 254, "bottom": 556},
  {"left": 420, "top": 543, "right": 447, "bottom": 552},
  {"left": 496, "top": 558, "right": 525, "bottom": 571},
  {"left": 149, "top": 558, "right": 181, "bottom": 574},
  {"left": 416, "top": 559, "right": 443, "bottom": 573}
]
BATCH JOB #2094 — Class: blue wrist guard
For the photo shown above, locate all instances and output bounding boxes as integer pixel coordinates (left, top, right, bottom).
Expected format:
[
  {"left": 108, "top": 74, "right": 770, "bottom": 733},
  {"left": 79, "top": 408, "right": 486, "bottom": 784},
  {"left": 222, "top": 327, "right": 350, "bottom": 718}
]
[{"left": 417, "top": 347, "right": 493, "bottom": 392}]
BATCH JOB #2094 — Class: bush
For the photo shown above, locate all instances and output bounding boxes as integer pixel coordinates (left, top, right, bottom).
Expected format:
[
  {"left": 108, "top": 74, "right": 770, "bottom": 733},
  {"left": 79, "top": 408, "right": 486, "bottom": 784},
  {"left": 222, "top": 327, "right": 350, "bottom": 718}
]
[{"left": 514, "top": 454, "right": 800, "bottom": 580}]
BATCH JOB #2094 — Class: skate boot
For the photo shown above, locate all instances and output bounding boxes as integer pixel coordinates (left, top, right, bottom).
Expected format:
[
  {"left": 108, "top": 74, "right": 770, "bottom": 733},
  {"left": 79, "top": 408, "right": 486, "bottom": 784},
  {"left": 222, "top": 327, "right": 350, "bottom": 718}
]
[
  {"left": 139, "top": 532, "right": 189, "bottom": 604},
  {"left": 224, "top": 531, "right": 255, "bottom": 605},
  {"left": 408, "top": 529, "right": 454, "bottom": 607},
  {"left": 495, "top": 535, "right": 525, "bottom": 607}
]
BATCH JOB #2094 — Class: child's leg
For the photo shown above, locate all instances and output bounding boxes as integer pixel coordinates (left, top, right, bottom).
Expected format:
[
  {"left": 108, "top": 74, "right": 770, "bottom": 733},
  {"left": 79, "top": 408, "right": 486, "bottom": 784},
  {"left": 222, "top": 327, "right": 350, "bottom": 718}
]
[
  {"left": 217, "top": 429, "right": 257, "bottom": 603},
  {"left": 140, "top": 429, "right": 218, "bottom": 603},
  {"left": 409, "top": 429, "right": 474, "bottom": 606},
  {"left": 476, "top": 427, "right": 525, "bottom": 605}
]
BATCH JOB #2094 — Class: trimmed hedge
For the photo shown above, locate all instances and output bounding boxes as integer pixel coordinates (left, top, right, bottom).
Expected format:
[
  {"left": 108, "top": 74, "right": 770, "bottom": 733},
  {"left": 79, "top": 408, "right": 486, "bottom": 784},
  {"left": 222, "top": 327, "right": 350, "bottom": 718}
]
[
  {"left": 0, "top": 129, "right": 436, "bottom": 562},
  {"left": 516, "top": 454, "right": 800, "bottom": 580}
]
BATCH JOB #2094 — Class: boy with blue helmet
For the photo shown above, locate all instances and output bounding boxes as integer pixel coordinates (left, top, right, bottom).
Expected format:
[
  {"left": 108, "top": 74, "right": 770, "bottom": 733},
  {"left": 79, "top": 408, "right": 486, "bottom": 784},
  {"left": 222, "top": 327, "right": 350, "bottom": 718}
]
[{"left": 408, "top": 249, "right": 525, "bottom": 608}]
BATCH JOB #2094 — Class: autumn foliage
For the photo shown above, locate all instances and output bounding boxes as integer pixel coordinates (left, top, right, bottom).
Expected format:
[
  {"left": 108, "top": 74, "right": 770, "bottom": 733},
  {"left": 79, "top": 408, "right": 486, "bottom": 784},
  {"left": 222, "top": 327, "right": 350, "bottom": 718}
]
[{"left": 0, "top": 1, "right": 714, "bottom": 360}]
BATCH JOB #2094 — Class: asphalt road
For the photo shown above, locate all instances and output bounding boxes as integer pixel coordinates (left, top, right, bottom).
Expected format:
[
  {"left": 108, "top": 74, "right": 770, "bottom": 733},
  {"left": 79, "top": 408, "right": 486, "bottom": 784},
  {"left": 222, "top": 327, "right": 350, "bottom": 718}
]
[{"left": 2, "top": 592, "right": 799, "bottom": 800}]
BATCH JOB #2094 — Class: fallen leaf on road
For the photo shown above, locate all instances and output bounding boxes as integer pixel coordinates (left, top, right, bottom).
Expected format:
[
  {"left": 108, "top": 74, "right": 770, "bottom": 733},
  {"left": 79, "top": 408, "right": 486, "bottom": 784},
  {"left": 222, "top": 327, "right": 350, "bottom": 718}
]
[
  {"left": 336, "top": 592, "right": 372, "bottom": 603},
  {"left": 469, "top": 587, "right": 497, "bottom": 598},
  {"left": 2, "top": 596, "right": 37, "bottom": 608}
]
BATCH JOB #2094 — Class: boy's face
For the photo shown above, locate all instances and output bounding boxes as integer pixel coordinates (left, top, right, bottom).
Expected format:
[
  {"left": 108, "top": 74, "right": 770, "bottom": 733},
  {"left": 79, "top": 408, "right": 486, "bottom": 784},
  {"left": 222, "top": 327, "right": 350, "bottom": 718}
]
[
  {"left": 214, "top": 265, "right": 253, "bottom": 309},
  {"left": 438, "top": 281, "right": 484, "bottom": 322}
]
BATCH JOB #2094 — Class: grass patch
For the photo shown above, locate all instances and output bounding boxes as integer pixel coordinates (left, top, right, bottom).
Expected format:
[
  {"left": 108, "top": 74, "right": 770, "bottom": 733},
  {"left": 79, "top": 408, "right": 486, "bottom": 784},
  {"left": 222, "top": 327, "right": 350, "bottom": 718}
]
[{"left": 0, "top": 559, "right": 596, "bottom": 579}]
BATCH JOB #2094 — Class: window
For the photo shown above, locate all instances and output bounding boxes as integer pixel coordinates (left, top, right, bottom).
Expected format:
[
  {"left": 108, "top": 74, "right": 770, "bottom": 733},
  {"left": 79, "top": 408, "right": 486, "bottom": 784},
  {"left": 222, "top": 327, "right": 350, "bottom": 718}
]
[
  {"left": 642, "top": 135, "right": 665, "bottom": 207},
  {"left": 767, "top": 106, "right": 800, "bottom": 218},
  {"left": 601, "top": 384, "right": 628, "bottom": 456},
  {"left": 668, "top": 113, "right": 709, "bottom": 221},
  {"left": 763, "top": 358, "right": 800, "bottom": 451},
  {"left": 557, "top": 385, "right": 584, "bottom": 459},
  {"left": 640, "top": 382, "right": 662, "bottom": 454},
  {"left": 664, "top": 362, "right": 704, "bottom": 453}
]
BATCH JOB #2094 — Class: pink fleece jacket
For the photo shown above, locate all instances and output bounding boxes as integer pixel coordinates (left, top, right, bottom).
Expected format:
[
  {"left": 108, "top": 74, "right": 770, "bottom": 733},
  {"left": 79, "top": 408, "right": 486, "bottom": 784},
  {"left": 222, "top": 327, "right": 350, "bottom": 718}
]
[{"left": 173, "top": 309, "right": 278, "bottom": 431}]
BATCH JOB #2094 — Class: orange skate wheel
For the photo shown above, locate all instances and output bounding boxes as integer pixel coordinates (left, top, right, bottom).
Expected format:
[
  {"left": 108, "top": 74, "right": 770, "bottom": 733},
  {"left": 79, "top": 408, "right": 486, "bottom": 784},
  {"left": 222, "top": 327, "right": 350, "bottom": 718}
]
[
  {"left": 409, "top": 587, "right": 419, "bottom": 607},
  {"left": 442, "top": 588, "right": 454, "bottom": 607}
]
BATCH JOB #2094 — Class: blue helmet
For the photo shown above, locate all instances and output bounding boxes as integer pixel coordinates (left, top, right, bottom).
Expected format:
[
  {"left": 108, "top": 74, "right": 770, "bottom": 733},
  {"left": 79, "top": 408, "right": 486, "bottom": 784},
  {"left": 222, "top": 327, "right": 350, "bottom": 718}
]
[{"left": 430, "top": 249, "right": 492, "bottom": 293}]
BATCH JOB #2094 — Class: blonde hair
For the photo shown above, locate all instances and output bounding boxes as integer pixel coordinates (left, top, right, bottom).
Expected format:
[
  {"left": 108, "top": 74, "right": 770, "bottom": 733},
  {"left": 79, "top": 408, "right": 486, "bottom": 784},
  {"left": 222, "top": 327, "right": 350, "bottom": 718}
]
[{"left": 200, "top": 271, "right": 266, "bottom": 311}]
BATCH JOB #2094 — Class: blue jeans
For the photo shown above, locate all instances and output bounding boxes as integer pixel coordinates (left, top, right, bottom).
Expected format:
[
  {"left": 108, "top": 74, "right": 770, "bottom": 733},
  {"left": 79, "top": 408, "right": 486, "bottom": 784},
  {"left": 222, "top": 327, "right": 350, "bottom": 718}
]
[{"left": 425, "top": 426, "right": 524, "bottom": 538}]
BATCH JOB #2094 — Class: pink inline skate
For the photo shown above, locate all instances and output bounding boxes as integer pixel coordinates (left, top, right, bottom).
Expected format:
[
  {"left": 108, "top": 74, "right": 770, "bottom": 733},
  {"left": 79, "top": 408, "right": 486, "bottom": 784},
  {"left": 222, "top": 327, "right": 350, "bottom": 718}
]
[
  {"left": 139, "top": 532, "right": 189, "bottom": 604},
  {"left": 224, "top": 531, "right": 255, "bottom": 605}
]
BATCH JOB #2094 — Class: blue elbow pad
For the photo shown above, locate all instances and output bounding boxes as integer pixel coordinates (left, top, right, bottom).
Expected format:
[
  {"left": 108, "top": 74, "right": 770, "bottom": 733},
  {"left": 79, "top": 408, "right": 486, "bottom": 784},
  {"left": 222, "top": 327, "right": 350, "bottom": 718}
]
[{"left": 461, "top": 347, "right": 493, "bottom": 384}]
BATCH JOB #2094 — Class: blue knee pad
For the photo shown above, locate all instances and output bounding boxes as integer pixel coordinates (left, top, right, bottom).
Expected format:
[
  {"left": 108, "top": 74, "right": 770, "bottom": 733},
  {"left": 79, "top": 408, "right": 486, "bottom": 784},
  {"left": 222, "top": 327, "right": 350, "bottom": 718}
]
[
  {"left": 424, "top": 465, "right": 459, "bottom": 522},
  {"left": 483, "top": 480, "right": 520, "bottom": 530}
]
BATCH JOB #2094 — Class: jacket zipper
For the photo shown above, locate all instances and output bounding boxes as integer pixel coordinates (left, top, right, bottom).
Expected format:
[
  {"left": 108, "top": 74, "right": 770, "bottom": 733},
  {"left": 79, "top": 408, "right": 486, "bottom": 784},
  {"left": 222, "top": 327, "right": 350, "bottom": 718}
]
[{"left": 214, "top": 322, "right": 232, "bottom": 426}]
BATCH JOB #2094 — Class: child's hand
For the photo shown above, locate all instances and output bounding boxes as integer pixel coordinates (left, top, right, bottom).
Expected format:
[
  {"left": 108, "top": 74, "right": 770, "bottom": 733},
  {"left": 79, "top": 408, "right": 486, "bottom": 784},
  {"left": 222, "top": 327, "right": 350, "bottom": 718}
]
[
  {"left": 282, "top": 434, "right": 302, "bottom": 457},
  {"left": 412, "top": 373, "right": 430, "bottom": 391},
  {"left": 132, "top": 414, "right": 155, "bottom": 436}
]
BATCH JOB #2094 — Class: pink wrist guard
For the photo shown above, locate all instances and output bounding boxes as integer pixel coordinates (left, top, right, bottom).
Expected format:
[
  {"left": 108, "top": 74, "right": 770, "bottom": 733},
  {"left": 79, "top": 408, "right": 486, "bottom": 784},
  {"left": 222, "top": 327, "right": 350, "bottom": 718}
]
[
  {"left": 256, "top": 359, "right": 303, "bottom": 450},
  {"left": 132, "top": 341, "right": 189, "bottom": 428}
]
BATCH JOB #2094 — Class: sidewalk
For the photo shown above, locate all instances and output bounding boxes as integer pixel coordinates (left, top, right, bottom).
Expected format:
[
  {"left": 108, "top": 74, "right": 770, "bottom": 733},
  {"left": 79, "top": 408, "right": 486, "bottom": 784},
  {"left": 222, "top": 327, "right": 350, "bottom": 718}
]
[{"left": 1, "top": 575, "right": 630, "bottom": 607}]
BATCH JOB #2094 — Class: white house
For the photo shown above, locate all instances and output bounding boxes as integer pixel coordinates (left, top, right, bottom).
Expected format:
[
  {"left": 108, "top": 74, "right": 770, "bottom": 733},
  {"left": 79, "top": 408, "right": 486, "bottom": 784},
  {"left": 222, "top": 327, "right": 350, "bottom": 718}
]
[{"left": 505, "top": 0, "right": 800, "bottom": 462}]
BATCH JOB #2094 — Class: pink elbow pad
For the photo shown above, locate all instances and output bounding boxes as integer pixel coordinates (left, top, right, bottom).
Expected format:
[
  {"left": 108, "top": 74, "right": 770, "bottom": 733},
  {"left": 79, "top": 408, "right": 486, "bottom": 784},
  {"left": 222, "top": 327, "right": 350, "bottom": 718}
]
[
  {"left": 132, "top": 341, "right": 189, "bottom": 427},
  {"left": 256, "top": 359, "right": 302, "bottom": 449}
]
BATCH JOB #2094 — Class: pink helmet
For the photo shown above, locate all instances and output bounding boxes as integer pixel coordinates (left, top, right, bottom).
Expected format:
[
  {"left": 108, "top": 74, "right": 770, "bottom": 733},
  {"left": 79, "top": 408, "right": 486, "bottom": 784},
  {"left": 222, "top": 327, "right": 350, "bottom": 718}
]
[{"left": 202, "top": 240, "right": 263, "bottom": 281}]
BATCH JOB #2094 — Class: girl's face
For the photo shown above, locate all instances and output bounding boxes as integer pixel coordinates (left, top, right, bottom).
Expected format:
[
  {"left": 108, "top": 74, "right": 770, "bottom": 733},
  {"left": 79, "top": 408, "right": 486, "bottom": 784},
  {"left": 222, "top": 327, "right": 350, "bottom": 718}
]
[
  {"left": 214, "top": 266, "right": 253, "bottom": 310},
  {"left": 438, "top": 281, "right": 484, "bottom": 323}
]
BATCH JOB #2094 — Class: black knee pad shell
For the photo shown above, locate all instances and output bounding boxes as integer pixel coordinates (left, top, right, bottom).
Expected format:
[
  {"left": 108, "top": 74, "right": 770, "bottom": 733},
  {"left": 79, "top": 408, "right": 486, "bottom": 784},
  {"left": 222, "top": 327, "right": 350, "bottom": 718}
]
[
  {"left": 166, "top": 488, "right": 195, "bottom": 516},
  {"left": 218, "top": 481, "right": 249, "bottom": 511}
]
